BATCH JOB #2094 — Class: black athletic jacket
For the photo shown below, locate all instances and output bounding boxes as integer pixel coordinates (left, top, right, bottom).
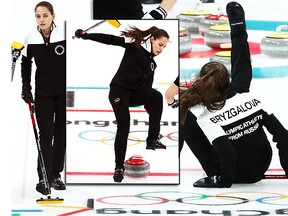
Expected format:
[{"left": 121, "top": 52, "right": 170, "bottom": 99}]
[
  {"left": 82, "top": 33, "right": 157, "bottom": 90},
  {"left": 21, "top": 25, "right": 66, "bottom": 96},
  {"left": 174, "top": 75, "right": 179, "bottom": 86},
  {"left": 93, "top": 0, "right": 144, "bottom": 19},
  {"left": 192, "top": 90, "right": 288, "bottom": 183}
]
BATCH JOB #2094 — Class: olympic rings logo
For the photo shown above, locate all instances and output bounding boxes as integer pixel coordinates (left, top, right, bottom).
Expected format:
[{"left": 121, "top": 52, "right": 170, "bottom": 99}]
[
  {"left": 95, "top": 191, "right": 288, "bottom": 206},
  {"left": 78, "top": 130, "right": 178, "bottom": 147}
]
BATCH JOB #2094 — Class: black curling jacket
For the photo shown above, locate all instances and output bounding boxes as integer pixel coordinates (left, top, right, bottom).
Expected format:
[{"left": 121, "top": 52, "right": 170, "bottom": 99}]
[
  {"left": 82, "top": 33, "right": 157, "bottom": 90},
  {"left": 192, "top": 90, "right": 288, "bottom": 183},
  {"left": 21, "top": 25, "right": 66, "bottom": 96},
  {"left": 174, "top": 75, "right": 179, "bottom": 86}
]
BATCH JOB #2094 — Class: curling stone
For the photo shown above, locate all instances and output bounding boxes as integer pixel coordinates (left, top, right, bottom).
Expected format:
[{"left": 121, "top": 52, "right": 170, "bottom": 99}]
[
  {"left": 204, "top": 24, "right": 231, "bottom": 49},
  {"left": 209, "top": 51, "right": 231, "bottom": 74},
  {"left": 260, "top": 30, "right": 288, "bottom": 58},
  {"left": 124, "top": 155, "right": 150, "bottom": 177},
  {"left": 179, "top": 73, "right": 197, "bottom": 88},
  {"left": 199, "top": 14, "right": 228, "bottom": 36},
  {"left": 176, "top": 10, "right": 211, "bottom": 35},
  {"left": 180, "top": 27, "right": 192, "bottom": 55},
  {"left": 179, "top": 79, "right": 192, "bottom": 88}
]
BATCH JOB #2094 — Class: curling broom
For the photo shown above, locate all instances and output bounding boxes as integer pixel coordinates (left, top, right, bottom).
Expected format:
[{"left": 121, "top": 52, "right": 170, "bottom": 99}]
[
  {"left": 72, "top": 19, "right": 121, "bottom": 39},
  {"left": 11, "top": 41, "right": 24, "bottom": 82},
  {"left": 28, "top": 100, "right": 64, "bottom": 204}
]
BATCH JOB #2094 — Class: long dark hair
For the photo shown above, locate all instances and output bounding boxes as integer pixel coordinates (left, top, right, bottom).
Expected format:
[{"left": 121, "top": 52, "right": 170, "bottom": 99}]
[
  {"left": 35, "top": 1, "right": 54, "bottom": 14},
  {"left": 180, "top": 62, "right": 231, "bottom": 125},
  {"left": 120, "top": 25, "right": 169, "bottom": 48}
]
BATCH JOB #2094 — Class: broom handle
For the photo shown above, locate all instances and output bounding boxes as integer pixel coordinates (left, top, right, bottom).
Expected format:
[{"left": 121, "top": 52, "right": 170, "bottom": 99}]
[
  {"left": 28, "top": 100, "right": 52, "bottom": 198},
  {"left": 72, "top": 20, "right": 106, "bottom": 39},
  {"left": 83, "top": 20, "right": 106, "bottom": 33}
]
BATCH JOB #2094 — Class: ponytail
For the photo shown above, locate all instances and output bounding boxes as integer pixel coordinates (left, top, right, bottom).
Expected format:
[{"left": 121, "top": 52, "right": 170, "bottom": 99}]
[
  {"left": 120, "top": 25, "right": 169, "bottom": 48},
  {"left": 180, "top": 62, "right": 231, "bottom": 125}
]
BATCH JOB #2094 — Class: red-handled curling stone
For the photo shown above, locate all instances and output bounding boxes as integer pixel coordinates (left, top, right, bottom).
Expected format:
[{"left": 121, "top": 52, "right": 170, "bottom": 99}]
[
  {"left": 124, "top": 155, "right": 150, "bottom": 177},
  {"left": 199, "top": 14, "right": 228, "bottom": 36}
]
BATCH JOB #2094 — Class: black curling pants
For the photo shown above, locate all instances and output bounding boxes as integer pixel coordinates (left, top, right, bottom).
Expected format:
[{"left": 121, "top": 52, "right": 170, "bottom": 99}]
[
  {"left": 109, "top": 86, "right": 163, "bottom": 169},
  {"left": 34, "top": 95, "right": 66, "bottom": 184},
  {"left": 180, "top": 112, "right": 221, "bottom": 176}
]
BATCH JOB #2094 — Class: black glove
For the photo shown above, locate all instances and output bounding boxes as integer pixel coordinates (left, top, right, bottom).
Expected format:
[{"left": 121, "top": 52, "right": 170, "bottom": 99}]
[
  {"left": 193, "top": 175, "right": 232, "bottom": 188},
  {"left": 143, "top": 6, "right": 167, "bottom": 19},
  {"left": 168, "top": 99, "right": 178, "bottom": 109},
  {"left": 74, "top": 29, "right": 86, "bottom": 38},
  {"left": 21, "top": 86, "right": 33, "bottom": 103}
]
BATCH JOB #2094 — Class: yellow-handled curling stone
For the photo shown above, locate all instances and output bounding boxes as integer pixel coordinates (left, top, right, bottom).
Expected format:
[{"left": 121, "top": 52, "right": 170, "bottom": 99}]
[
  {"left": 180, "top": 27, "right": 192, "bottom": 55},
  {"left": 209, "top": 51, "right": 231, "bottom": 74},
  {"left": 204, "top": 24, "right": 231, "bottom": 49},
  {"left": 260, "top": 25, "right": 288, "bottom": 57},
  {"left": 177, "top": 9, "right": 211, "bottom": 35}
]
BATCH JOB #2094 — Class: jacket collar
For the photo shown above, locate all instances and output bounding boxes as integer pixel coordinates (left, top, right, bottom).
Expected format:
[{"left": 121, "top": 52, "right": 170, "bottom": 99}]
[{"left": 142, "top": 37, "right": 152, "bottom": 53}]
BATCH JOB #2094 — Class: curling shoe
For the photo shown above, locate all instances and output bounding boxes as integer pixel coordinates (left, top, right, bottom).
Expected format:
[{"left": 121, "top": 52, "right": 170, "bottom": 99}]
[
  {"left": 113, "top": 168, "right": 124, "bottom": 183},
  {"left": 51, "top": 177, "right": 66, "bottom": 190},
  {"left": 146, "top": 139, "right": 167, "bottom": 150},
  {"left": 226, "top": 1, "right": 247, "bottom": 37},
  {"left": 36, "top": 180, "right": 50, "bottom": 195},
  {"left": 226, "top": 2, "right": 245, "bottom": 26},
  {"left": 193, "top": 175, "right": 232, "bottom": 188}
]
